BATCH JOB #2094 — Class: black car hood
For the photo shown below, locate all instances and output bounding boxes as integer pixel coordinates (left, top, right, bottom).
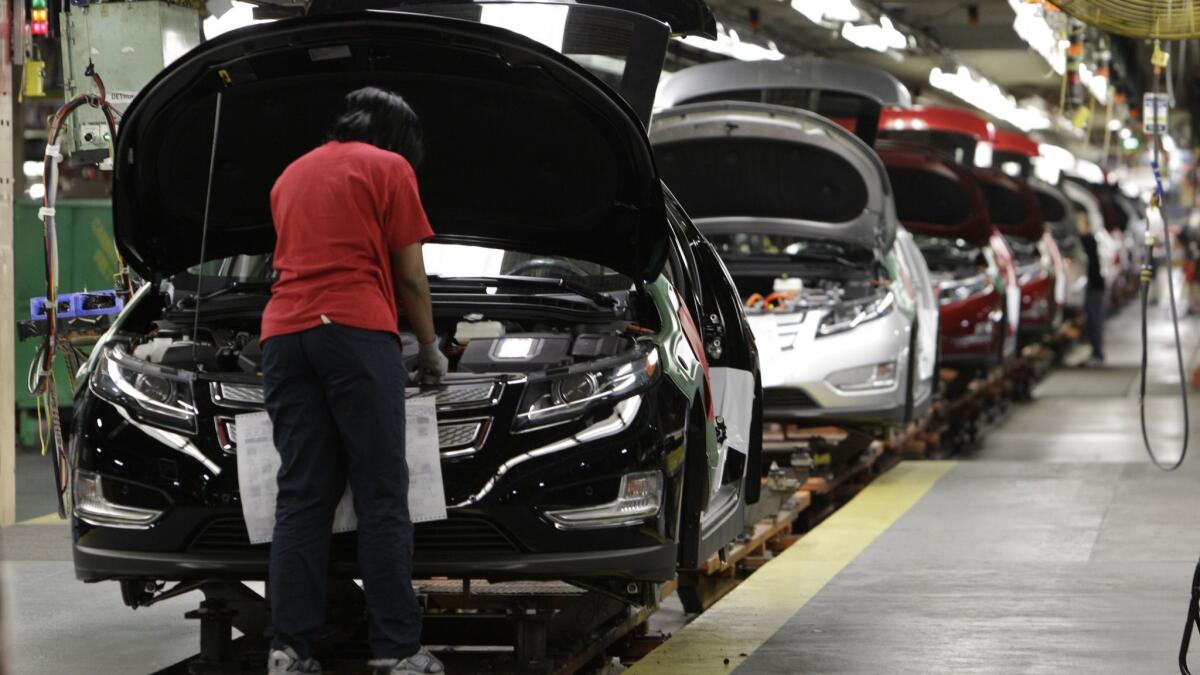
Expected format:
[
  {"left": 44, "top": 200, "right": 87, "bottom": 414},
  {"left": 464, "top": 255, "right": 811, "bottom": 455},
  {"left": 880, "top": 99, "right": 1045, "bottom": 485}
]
[
  {"left": 307, "top": 0, "right": 717, "bottom": 37},
  {"left": 113, "top": 12, "right": 668, "bottom": 281}
]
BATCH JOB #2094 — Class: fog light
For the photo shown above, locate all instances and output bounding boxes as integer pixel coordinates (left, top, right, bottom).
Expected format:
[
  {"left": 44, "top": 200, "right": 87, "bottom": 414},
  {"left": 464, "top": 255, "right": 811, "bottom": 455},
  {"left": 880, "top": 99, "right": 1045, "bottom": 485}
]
[
  {"left": 74, "top": 470, "right": 163, "bottom": 529},
  {"left": 544, "top": 471, "right": 662, "bottom": 529},
  {"left": 826, "top": 362, "right": 897, "bottom": 392}
]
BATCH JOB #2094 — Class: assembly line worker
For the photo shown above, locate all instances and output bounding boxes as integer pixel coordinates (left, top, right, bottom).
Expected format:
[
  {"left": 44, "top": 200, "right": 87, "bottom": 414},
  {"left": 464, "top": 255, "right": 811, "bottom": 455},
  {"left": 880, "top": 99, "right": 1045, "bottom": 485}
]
[
  {"left": 261, "top": 87, "right": 449, "bottom": 675},
  {"left": 1077, "top": 210, "right": 1106, "bottom": 365}
]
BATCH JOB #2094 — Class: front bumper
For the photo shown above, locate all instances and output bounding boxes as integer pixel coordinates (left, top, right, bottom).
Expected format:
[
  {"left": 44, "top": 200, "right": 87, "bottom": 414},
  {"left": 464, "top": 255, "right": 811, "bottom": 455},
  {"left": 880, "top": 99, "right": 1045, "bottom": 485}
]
[
  {"left": 938, "top": 292, "right": 1003, "bottom": 368},
  {"left": 750, "top": 311, "right": 911, "bottom": 425},
  {"left": 71, "top": 383, "right": 688, "bottom": 585},
  {"left": 74, "top": 536, "right": 677, "bottom": 582}
]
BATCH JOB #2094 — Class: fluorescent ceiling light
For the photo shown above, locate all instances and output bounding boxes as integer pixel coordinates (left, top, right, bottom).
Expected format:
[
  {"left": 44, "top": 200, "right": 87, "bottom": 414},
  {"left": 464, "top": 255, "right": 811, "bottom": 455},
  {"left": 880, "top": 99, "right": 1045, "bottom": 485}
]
[
  {"left": 824, "top": 0, "right": 863, "bottom": 22},
  {"left": 974, "top": 141, "right": 994, "bottom": 169},
  {"left": 1007, "top": 0, "right": 1065, "bottom": 75},
  {"left": 1119, "top": 127, "right": 1132, "bottom": 139},
  {"left": 480, "top": 3, "right": 568, "bottom": 52},
  {"left": 1074, "top": 159, "right": 1105, "bottom": 184},
  {"left": 840, "top": 15, "right": 907, "bottom": 53},
  {"left": 676, "top": 22, "right": 785, "bottom": 62},
  {"left": 928, "top": 65, "right": 1050, "bottom": 132},
  {"left": 791, "top": 0, "right": 861, "bottom": 24},
  {"left": 1078, "top": 63, "right": 1108, "bottom": 105},
  {"left": 22, "top": 161, "right": 43, "bottom": 178},
  {"left": 1033, "top": 143, "right": 1074, "bottom": 185},
  {"left": 203, "top": 0, "right": 270, "bottom": 39},
  {"left": 1106, "top": 119, "right": 1122, "bottom": 132}
]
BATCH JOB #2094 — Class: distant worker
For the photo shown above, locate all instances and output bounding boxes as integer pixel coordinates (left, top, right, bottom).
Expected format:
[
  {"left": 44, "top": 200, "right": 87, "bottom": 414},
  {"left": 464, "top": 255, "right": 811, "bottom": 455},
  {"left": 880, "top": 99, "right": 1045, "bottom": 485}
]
[
  {"left": 262, "top": 87, "right": 448, "bottom": 675},
  {"left": 1078, "top": 211, "right": 1106, "bottom": 366}
]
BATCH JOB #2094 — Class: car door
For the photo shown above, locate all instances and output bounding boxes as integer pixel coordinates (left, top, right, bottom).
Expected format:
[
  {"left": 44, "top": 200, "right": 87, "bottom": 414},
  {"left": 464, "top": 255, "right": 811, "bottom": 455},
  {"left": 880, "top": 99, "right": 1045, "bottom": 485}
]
[{"left": 665, "top": 192, "right": 762, "bottom": 567}]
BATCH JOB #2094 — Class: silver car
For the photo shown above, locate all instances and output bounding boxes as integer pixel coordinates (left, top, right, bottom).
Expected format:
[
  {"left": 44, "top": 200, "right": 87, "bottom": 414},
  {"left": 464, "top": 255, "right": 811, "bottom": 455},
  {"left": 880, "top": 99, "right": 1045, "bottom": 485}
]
[{"left": 651, "top": 59, "right": 938, "bottom": 431}]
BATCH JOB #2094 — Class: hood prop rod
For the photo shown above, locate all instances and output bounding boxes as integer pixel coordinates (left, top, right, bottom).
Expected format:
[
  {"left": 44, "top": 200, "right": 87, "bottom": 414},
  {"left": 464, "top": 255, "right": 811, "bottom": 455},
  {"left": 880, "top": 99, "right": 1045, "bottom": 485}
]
[{"left": 191, "top": 92, "right": 224, "bottom": 365}]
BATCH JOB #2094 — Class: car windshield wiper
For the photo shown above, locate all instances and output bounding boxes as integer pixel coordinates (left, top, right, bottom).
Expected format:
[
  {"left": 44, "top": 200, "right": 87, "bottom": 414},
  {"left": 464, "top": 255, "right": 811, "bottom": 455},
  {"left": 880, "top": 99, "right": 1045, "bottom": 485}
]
[
  {"left": 429, "top": 275, "right": 619, "bottom": 309},
  {"left": 179, "top": 281, "right": 273, "bottom": 308}
]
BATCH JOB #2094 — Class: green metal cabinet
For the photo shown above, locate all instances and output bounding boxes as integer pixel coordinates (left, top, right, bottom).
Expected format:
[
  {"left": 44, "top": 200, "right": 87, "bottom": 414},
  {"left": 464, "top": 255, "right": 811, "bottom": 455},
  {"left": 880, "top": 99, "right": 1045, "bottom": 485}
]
[{"left": 12, "top": 198, "right": 119, "bottom": 446}]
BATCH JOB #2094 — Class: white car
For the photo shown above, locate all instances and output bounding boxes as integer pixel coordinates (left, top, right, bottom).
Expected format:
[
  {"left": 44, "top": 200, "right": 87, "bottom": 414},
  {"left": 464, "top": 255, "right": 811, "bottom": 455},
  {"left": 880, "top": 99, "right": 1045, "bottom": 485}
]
[
  {"left": 651, "top": 95, "right": 938, "bottom": 431},
  {"left": 1031, "top": 181, "right": 1087, "bottom": 316},
  {"left": 1062, "top": 179, "right": 1122, "bottom": 301}
]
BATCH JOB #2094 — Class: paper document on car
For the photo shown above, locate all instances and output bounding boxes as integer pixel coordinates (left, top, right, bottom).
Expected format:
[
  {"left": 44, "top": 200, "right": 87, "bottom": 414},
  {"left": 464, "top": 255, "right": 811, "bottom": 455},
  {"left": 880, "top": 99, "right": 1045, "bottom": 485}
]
[{"left": 236, "top": 393, "right": 446, "bottom": 544}]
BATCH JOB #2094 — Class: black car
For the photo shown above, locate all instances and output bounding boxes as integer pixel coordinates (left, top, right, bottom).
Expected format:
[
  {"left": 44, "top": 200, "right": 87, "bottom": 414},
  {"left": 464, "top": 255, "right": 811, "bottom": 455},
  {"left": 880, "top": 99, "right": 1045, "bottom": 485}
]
[{"left": 67, "top": 3, "right": 762, "bottom": 607}]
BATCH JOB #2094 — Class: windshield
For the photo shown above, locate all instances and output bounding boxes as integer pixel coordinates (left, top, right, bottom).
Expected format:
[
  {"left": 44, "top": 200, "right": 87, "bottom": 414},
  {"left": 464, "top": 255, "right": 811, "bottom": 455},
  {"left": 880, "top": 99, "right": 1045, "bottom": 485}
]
[{"left": 410, "top": 2, "right": 669, "bottom": 124}]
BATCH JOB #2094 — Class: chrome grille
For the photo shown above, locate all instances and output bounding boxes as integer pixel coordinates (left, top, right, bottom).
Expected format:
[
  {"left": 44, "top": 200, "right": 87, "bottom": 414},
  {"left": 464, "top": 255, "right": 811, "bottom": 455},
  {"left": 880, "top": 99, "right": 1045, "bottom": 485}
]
[
  {"left": 435, "top": 383, "right": 501, "bottom": 408},
  {"left": 211, "top": 382, "right": 265, "bottom": 407},
  {"left": 219, "top": 417, "right": 488, "bottom": 458},
  {"left": 438, "top": 421, "right": 484, "bottom": 449}
]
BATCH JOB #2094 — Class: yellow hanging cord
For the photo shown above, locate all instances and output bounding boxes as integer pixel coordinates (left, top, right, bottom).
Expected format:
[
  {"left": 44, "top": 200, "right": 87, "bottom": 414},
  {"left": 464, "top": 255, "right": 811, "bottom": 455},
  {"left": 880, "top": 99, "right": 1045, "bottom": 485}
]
[{"left": 36, "top": 392, "right": 47, "bottom": 457}]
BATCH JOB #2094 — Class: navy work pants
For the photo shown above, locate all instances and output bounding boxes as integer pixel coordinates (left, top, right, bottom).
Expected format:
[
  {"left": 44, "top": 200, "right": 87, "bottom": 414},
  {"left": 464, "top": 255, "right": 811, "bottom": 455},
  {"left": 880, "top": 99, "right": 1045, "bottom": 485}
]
[
  {"left": 262, "top": 323, "right": 420, "bottom": 660},
  {"left": 1084, "top": 287, "right": 1106, "bottom": 361}
]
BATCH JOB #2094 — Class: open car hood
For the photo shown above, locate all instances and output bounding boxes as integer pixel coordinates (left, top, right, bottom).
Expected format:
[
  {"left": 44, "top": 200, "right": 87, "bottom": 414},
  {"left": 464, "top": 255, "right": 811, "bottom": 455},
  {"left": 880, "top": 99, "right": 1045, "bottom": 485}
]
[
  {"left": 656, "top": 58, "right": 911, "bottom": 147},
  {"left": 651, "top": 102, "right": 895, "bottom": 253},
  {"left": 308, "top": 0, "right": 717, "bottom": 37},
  {"left": 876, "top": 141, "right": 991, "bottom": 248},
  {"left": 113, "top": 12, "right": 668, "bottom": 281},
  {"left": 973, "top": 168, "right": 1045, "bottom": 242}
]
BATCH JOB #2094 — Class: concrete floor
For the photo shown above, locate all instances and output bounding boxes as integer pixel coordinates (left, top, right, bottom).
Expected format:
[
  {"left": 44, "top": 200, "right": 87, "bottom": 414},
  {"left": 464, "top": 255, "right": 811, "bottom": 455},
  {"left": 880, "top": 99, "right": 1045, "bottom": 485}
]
[
  {"left": 5, "top": 293, "right": 1200, "bottom": 673},
  {"left": 634, "top": 295, "right": 1200, "bottom": 674}
]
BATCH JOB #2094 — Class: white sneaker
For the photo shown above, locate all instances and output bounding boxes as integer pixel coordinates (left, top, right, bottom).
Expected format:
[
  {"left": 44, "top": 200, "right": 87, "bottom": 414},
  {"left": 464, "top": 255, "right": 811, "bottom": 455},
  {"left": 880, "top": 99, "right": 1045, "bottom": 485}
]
[
  {"left": 267, "top": 646, "right": 323, "bottom": 674},
  {"left": 369, "top": 647, "right": 445, "bottom": 674}
]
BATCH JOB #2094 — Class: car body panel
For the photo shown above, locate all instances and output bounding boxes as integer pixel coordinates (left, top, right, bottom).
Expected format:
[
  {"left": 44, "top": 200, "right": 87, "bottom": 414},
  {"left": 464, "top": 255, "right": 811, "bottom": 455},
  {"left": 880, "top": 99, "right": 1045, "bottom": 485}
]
[
  {"left": 651, "top": 102, "right": 895, "bottom": 252},
  {"left": 650, "top": 99, "right": 934, "bottom": 430},
  {"left": 656, "top": 57, "right": 911, "bottom": 147},
  {"left": 1062, "top": 178, "right": 1122, "bottom": 298},
  {"left": 879, "top": 105, "right": 996, "bottom": 168},
  {"left": 307, "top": 0, "right": 719, "bottom": 38},
  {"left": 876, "top": 140, "right": 991, "bottom": 247},
  {"left": 877, "top": 142, "right": 1007, "bottom": 368},
  {"left": 113, "top": 11, "right": 669, "bottom": 281},
  {"left": 71, "top": 7, "right": 761, "bottom": 591},
  {"left": 1030, "top": 180, "right": 1085, "bottom": 313}
]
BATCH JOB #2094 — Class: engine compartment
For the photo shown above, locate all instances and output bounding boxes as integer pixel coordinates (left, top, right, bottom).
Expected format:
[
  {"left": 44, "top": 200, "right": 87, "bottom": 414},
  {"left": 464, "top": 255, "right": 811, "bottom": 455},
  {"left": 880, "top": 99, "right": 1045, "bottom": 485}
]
[
  {"left": 124, "top": 286, "right": 647, "bottom": 378},
  {"left": 734, "top": 270, "right": 882, "bottom": 314}
]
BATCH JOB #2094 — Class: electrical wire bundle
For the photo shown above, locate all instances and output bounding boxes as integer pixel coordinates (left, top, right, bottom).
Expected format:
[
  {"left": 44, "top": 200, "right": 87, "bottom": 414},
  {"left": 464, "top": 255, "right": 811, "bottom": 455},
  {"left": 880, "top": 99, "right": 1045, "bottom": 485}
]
[{"left": 29, "top": 63, "right": 121, "bottom": 517}]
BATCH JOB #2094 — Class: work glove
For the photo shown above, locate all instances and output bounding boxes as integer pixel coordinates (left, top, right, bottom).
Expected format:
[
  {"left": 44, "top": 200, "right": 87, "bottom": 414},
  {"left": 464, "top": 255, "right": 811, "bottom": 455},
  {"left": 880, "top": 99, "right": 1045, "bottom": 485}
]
[{"left": 415, "top": 339, "right": 448, "bottom": 386}]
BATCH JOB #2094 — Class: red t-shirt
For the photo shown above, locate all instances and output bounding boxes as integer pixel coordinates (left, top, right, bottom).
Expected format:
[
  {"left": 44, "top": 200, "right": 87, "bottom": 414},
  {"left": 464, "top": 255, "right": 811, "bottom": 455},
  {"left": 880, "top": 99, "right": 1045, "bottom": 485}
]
[{"left": 261, "top": 141, "right": 434, "bottom": 341}]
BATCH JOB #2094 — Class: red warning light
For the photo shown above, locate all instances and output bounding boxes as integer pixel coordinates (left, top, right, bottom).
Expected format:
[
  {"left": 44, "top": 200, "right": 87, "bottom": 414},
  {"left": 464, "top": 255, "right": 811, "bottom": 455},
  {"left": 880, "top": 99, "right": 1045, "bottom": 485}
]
[{"left": 30, "top": 0, "right": 48, "bottom": 36}]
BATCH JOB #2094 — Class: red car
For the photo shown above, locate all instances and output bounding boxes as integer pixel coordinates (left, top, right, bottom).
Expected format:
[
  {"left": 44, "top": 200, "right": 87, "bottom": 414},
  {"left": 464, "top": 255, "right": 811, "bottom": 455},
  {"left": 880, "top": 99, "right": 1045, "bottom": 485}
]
[
  {"left": 993, "top": 128, "right": 1069, "bottom": 338},
  {"left": 972, "top": 167, "right": 1057, "bottom": 343},
  {"left": 880, "top": 106, "right": 1055, "bottom": 357},
  {"left": 877, "top": 141, "right": 1008, "bottom": 369}
]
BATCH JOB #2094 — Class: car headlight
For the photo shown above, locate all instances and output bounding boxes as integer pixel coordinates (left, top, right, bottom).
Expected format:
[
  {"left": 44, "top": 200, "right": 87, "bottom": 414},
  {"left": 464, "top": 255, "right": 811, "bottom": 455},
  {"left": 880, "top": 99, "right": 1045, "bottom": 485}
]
[
  {"left": 89, "top": 344, "right": 197, "bottom": 433},
  {"left": 936, "top": 273, "right": 992, "bottom": 306},
  {"left": 543, "top": 470, "right": 662, "bottom": 529},
  {"left": 74, "top": 469, "right": 164, "bottom": 529},
  {"left": 817, "top": 292, "right": 894, "bottom": 337},
  {"left": 515, "top": 344, "right": 658, "bottom": 429}
]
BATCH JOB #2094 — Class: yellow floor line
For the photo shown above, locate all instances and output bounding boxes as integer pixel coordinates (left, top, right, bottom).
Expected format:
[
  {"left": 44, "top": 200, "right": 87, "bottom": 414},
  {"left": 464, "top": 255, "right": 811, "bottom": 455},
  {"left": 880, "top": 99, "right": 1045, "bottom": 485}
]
[
  {"left": 16, "top": 512, "right": 63, "bottom": 525},
  {"left": 630, "top": 460, "right": 956, "bottom": 674}
]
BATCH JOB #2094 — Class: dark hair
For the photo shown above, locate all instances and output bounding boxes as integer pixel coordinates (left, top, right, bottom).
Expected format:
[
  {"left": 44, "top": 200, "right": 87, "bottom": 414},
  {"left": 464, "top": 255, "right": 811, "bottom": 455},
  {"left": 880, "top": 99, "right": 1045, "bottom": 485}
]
[{"left": 328, "top": 86, "right": 426, "bottom": 168}]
